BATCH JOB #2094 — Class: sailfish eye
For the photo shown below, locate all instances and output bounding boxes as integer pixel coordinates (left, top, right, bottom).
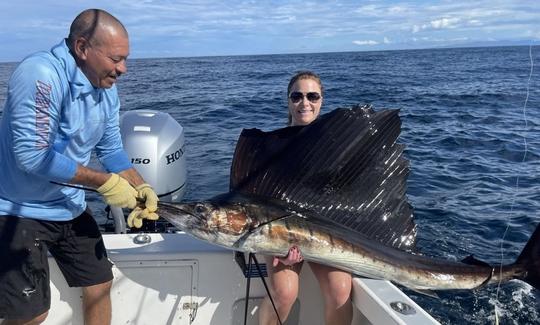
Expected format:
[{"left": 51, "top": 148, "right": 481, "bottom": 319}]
[{"left": 194, "top": 204, "right": 206, "bottom": 214}]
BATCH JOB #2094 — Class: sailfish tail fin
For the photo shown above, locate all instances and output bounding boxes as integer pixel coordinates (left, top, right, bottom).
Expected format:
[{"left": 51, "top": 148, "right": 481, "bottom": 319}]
[{"left": 515, "top": 223, "right": 540, "bottom": 290}]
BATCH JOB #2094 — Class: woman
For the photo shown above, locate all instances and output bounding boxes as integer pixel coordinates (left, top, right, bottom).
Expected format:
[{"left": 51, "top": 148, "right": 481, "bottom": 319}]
[{"left": 258, "top": 71, "right": 353, "bottom": 325}]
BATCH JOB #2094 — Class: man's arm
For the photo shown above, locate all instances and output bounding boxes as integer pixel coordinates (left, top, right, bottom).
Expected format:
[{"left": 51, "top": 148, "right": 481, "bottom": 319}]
[
  {"left": 71, "top": 165, "right": 138, "bottom": 209},
  {"left": 69, "top": 165, "right": 144, "bottom": 189},
  {"left": 70, "top": 165, "right": 111, "bottom": 188}
]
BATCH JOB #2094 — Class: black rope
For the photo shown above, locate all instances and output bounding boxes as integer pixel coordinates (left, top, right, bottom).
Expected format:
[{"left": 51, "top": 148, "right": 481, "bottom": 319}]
[
  {"left": 50, "top": 180, "right": 96, "bottom": 192},
  {"left": 253, "top": 254, "right": 284, "bottom": 325},
  {"left": 243, "top": 253, "right": 283, "bottom": 325},
  {"left": 49, "top": 180, "right": 174, "bottom": 198},
  {"left": 243, "top": 253, "right": 252, "bottom": 325}
]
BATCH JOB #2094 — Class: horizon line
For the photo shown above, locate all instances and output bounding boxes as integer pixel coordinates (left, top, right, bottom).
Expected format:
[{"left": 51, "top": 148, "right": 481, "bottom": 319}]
[{"left": 0, "top": 42, "right": 538, "bottom": 64}]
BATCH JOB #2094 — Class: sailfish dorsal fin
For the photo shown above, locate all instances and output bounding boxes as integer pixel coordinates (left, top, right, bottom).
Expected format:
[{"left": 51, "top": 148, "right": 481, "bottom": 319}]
[{"left": 230, "top": 105, "right": 417, "bottom": 250}]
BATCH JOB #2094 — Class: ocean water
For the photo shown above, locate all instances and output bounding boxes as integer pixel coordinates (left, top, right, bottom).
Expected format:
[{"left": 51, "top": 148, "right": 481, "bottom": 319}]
[{"left": 1, "top": 46, "right": 539, "bottom": 324}]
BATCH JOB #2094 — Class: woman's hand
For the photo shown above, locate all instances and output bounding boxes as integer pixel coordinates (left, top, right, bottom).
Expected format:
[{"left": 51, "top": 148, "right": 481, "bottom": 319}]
[{"left": 273, "top": 246, "right": 303, "bottom": 267}]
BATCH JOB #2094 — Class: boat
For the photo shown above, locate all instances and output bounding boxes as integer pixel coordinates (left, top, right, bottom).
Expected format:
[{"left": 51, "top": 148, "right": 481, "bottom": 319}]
[{"left": 42, "top": 110, "right": 440, "bottom": 325}]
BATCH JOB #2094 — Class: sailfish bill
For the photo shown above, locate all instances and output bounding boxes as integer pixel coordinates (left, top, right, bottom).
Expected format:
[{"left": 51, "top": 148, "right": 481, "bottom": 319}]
[{"left": 159, "top": 105, "right": 540, "bottom": 292}]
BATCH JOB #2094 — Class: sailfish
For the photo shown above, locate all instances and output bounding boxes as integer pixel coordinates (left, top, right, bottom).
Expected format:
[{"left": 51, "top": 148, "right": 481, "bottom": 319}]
[{"left": 158, "top": 105, "right": 540, "bottom": 292}]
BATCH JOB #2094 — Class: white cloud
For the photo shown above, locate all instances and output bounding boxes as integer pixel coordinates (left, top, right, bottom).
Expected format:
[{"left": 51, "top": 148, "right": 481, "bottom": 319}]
[
  {"left": 388, "top": 6, "right": 409, "bottom": 14},
  {"left": 355, "top": 5, "right": 379, "bottom": 16},
  {"left": 412, "top": 17, "right": 461, "bottom": 33},
  {"left": 0, "top": 0, "right": 539, "bottom": 60},
  {"left": 355, "top": 4, "right": 414, "bottom": 17},
  {"left": 430, "top": 17, "right": 460, "bottom": 29},
  {"left": 353, "top": 40, "right": 379, "bottom": 45}
]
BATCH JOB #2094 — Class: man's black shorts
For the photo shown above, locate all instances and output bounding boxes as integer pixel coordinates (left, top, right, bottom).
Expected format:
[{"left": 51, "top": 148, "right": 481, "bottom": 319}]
[{"left": 0, "top": 211, "right": 113, "bottom": 320}]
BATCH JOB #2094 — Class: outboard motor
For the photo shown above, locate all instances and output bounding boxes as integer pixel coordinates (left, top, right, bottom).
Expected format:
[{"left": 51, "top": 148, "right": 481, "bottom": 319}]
[{"left": 109, "top": 110, "right": 187, "bottom": 233}]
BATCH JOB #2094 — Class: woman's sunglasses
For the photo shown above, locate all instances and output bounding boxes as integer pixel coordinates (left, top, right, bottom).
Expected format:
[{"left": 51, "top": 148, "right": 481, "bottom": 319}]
[{"left": 289, "top": 92, "right": 321, "bottom": 103}]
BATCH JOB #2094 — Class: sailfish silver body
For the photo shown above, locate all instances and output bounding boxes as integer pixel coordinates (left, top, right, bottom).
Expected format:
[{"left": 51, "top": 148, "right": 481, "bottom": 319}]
[
  {"left": 159, "top": 194, "right": 531, "bottom": 291},
  {"left": 159, "top": 105, "right": 540, "bottom": 294}
]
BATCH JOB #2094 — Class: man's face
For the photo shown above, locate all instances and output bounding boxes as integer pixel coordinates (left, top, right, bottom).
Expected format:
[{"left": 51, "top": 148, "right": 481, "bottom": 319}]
[{"left": 80, "top": 28, "right": 129, "bottom": 88}]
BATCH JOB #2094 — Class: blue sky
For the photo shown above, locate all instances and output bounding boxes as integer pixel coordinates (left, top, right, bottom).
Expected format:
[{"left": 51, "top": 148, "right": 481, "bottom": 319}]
[{"left": 0, "top": 0, "right": 538, "bottom": 62}]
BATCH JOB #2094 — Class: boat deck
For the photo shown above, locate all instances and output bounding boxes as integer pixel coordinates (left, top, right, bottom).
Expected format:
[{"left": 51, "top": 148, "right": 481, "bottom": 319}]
[{"left": 42, "top": 232, "right": 440, "bottom": 325}]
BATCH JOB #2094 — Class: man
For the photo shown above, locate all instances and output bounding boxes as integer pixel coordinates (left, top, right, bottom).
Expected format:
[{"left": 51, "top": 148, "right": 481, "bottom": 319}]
[{"left": 0, "top": 9, "right": 158, "bottom": 325}]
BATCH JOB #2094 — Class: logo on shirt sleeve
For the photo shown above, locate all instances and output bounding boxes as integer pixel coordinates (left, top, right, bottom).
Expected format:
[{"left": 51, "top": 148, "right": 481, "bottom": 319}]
[{"left": 35, "top": 80, "right": 52, "bottom": 149}]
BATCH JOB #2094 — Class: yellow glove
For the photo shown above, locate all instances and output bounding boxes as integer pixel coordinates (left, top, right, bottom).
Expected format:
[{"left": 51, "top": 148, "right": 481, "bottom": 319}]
[
  {"left": 127, "top": 184, "right": 159, "bottom": 228},
  {"left": 96, "top": 174, "right": 137, "bottom": 209}
]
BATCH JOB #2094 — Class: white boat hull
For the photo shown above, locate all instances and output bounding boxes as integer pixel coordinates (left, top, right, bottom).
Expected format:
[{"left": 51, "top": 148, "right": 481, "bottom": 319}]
[{"left": 42, "top": 233, "right": 439, "bottom": 325}]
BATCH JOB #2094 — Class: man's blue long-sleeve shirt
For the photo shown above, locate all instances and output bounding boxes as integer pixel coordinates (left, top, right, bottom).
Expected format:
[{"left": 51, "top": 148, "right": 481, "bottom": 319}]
[{"left": 0, "top": 39, "right": 132, "bottom": 220}]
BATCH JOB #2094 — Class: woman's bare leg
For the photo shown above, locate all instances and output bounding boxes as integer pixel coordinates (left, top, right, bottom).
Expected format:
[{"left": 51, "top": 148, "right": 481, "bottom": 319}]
[
  {"left": 309, "top": 262, "right": 352, "bottom": 325},
  {"left": 258, "top": 256, "right": 303, "bottom": 325}
]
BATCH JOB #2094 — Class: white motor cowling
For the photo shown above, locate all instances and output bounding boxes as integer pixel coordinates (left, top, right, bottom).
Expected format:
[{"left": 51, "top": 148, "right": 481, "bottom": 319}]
[
  {"left": 109, "top": 110, "right": 187, "bottom": 233},
  {"left": 120, "top": 110, "right": 187, "bottom": 202}
]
